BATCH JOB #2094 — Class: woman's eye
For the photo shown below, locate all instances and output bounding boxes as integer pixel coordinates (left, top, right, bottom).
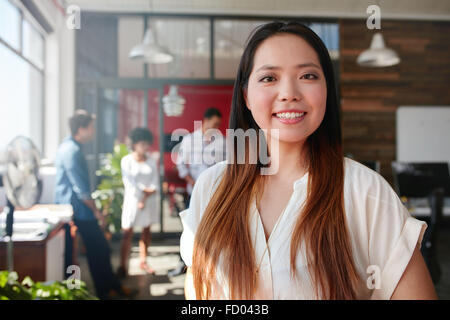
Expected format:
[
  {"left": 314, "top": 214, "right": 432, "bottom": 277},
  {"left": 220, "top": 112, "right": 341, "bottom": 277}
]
[
  {"left": 301, "top": 73, "right": 318, "bottom": 80},
  {"left": 259, "top": 76, "right": 276, "bottom": 82}
]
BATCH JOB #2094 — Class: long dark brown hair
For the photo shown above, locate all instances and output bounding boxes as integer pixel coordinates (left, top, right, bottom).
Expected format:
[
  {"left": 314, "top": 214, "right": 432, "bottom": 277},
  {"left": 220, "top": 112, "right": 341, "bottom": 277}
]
[{"left": 192, "top": 21, "right": 359, "bottom": 299}]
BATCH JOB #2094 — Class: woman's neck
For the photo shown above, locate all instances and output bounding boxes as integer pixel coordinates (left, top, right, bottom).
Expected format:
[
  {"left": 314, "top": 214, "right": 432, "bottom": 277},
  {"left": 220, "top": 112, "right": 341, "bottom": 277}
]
[
  {"left": 265, "top": 136, "right": 308, "bottom": 182},
  {"left": 133, "top": 151, "right": 147, "bottom": 162}
]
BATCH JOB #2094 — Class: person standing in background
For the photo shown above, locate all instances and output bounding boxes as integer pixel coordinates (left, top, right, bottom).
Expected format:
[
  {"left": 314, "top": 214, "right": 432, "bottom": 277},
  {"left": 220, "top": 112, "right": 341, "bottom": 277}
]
[
  {"left": 118, "top": 128, "right": 159, "bottom": 278},
  {"left": 54, "top": 109, "right": 135, "bottom": 299},
  {"left": 176, "top": 108, "right": 225, "bottom": 198},
  {"left": 168, "top": 107, "right": 226, "bottom": 277}
]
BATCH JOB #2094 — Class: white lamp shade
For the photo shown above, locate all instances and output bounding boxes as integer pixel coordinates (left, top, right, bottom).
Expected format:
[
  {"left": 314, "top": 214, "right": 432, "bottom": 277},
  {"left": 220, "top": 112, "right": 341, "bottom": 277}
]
[
  {"left": 162, "top": 85, "right": 186, "bottom": 117},
  {"left": 357, "top": 33, "right": 400, "bottom": 67},
  {"left": 129, "top": 28, "right": 173, "bottom": 64}
]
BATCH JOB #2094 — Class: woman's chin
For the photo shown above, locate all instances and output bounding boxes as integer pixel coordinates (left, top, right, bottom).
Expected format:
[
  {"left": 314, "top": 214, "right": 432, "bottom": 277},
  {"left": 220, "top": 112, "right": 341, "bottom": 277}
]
[{"left": 267, "top": 134, "right": 308, "bottom": 145}]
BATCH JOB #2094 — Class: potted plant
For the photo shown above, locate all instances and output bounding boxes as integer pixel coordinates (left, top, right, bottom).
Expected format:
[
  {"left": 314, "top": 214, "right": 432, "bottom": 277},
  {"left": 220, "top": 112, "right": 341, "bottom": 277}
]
[
  {"left": 0, "top": 271, "right": 97, "bottom": 300},
  {"left": 92, "top": 143, "right": 129, "bottom": 239}
]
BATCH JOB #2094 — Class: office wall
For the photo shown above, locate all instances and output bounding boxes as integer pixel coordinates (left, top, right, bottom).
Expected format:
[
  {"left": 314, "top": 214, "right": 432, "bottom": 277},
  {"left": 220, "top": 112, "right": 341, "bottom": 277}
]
[
  {"left": 339, "top": 19, "right": 450, "bottom": 184},
  {"left": 30, "top": 1, "right": 76, "bottom": 161}
]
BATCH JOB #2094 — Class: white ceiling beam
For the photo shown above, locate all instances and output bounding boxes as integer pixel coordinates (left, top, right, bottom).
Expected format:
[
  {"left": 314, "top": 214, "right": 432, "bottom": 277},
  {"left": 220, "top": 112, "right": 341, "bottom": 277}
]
[{"left": 64, "top": 0, "right": 450, "bottom": 21}]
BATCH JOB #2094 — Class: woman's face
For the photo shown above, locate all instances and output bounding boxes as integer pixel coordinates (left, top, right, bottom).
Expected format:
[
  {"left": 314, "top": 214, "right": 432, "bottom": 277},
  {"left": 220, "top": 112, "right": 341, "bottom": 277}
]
[
  {"left": 244, "top": 33, "right": 327, "bottom": 144},
  {"left": 133, "top": 141, "right": 150, "bottom": 155}
]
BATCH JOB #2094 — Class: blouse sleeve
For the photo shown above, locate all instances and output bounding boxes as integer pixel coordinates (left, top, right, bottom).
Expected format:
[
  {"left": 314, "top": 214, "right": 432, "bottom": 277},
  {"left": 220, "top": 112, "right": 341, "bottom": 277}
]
[
  {"left": 366, "top": 175, "right": 427, "bottom": 300},
  {"left": 179, "top": 161, "right": 226, "bottom": 267}
]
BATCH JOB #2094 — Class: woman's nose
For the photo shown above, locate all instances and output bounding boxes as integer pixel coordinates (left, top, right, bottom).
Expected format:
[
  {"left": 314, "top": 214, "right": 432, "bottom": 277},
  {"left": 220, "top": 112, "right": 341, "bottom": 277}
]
[{"left": 277, "top": 78, "right": 301, "bottom": 102}]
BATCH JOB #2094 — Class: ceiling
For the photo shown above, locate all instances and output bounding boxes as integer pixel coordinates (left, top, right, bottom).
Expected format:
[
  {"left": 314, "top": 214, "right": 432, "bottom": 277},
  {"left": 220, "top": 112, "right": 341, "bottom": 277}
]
[{"left": 64, "top": 0, "right": 450, "bottom": 21}]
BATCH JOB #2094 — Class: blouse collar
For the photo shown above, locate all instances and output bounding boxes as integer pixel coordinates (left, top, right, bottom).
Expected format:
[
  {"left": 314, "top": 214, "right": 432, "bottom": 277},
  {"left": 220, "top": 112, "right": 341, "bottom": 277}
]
[{"left": 293, "top": 172, "right": 309, "bottom": 191}]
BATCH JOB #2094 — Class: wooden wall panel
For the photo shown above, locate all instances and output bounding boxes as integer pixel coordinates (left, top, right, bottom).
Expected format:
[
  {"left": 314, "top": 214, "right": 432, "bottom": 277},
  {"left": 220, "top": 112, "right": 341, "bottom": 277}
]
[{"left": 339, "top": 19, "right": 450, "bottom": 184}]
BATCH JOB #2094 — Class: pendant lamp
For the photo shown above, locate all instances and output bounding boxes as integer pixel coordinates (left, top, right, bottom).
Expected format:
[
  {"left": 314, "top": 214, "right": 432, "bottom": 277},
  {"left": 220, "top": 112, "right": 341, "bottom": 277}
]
[
  {"left": 129, "top": 27, "right": 173, "bottom": 64},
  {"left": 357, "top": 33, "right": 400, "bottom": 67}
]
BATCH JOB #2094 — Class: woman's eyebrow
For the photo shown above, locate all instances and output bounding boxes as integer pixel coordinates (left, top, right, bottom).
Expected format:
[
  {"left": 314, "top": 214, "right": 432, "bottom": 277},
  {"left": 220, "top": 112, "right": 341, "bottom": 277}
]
[{"left": 255, "top": 62, "right": 321, "bottom": 72}]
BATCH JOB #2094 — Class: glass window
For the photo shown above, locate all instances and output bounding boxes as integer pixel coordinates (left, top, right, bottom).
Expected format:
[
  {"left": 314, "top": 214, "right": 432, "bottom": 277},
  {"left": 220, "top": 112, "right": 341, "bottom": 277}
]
[
  {"left": 76, "top": 14, "right": 118, "bottom": 78},
  {"left": 309, "top": 22, "right": 339, "bottom": 59},
  {"left": 146, "top": 18, "right": 210, "bottom": 78},
  {"left": 118, "top": 17, "right": 144, "bottom": 77},
  {"left": 23, "top": 19, "right": 45, "bottom": 69},
  {"left": 0, "top": 0, "right": 21, "bottom": 50},
  {"left": 95, "top": 88, "right": 148, "bottom": 153},
  {"left": 214, "top": 19, "right": 269, "bottom": 79},
  {"left": 214, "top": 20, "right": 339, "bottom": 79},
  {"left": 0, "top": 43, "right": 43, "bottom": 153}
]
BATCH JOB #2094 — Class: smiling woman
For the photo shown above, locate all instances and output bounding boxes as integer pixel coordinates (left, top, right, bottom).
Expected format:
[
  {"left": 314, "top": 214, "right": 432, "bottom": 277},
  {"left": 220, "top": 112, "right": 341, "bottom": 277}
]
[{"left": 179, "top": 21, "right": 437, "bottom": 300}]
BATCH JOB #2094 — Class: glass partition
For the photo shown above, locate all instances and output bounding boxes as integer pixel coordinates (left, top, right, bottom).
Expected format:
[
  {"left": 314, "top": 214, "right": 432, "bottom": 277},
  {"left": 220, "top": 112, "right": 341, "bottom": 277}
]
[
  {"left": 214, "top": 19, "right": 269, "bottom": 79},
  {"left": 146, "top": 17, "right": 211, "bottom": 78},
  {"left": 118, "top": 16, "right": 145, "bottom": 78}
]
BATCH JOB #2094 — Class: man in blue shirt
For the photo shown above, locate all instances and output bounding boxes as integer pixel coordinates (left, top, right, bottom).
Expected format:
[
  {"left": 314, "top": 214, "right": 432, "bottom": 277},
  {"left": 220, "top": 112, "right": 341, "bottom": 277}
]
[{"left": 55, "top": 109, "right": 133, "bottom": 299}]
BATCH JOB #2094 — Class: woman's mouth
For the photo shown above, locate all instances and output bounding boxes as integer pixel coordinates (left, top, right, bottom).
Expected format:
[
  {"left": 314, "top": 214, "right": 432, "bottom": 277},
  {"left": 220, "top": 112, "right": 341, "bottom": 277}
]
[{"left": 272, "top": 111, "right": 306, "bottom": 124}]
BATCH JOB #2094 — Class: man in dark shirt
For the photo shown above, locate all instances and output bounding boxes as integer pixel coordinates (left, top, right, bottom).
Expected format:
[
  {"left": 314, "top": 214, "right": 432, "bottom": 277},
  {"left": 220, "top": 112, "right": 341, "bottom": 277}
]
[{"left": 54, "top": 109, "right": 134, "bottom": 299}]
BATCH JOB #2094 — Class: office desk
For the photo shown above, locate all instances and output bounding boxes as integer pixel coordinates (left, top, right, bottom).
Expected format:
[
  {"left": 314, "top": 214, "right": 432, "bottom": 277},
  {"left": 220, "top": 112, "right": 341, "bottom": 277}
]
[
  {"left": 405, "top": 197, "right": 450, "bottom": 218},
  {"left": 0, "top": 205, "right": 73, "bottom": 282},
  {"left": 409, "top": 206, "right": 450, "bottom": 218}
]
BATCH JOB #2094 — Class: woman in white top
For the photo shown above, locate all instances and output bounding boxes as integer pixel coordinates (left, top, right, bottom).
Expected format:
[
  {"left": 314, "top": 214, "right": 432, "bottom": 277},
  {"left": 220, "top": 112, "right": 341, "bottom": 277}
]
[
  {"left": 118, "top": 128, "right": 159, "bottom": 277},
  {"left": 179, "top": 21, "right": 437, "bottom": 299}
]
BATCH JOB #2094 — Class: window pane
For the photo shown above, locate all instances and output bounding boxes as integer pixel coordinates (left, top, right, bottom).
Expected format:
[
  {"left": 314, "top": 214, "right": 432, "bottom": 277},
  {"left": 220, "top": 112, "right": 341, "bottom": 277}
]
[
  {"left": 76, "top": 14, "right": 118, "bottom": 78},
  {"left": 146, "top": 18, "right": 210, "bottom": 78},
  {"left": 309, "top": 22, "right": 339, "bottom": 59},
  {"left": 214, "top": 20, "right": 269, "bottom": 79},
  {"left": 0, "top": 43, "right": 43, "bottom": 154},
  {"left": 23, "top": 19, "right": 45, "bottom": 69},
  {"left": 118, "top": 17, "right": 144, "bottom": 77},
  {"left": 117, "top": 90, "right": 146, "bottom": 146},
  {"left": 0, "top": 0, "right": 21, "bottom": 50},
  {"left": 96, "top": 88, "right": 147, "bottom": 153}
]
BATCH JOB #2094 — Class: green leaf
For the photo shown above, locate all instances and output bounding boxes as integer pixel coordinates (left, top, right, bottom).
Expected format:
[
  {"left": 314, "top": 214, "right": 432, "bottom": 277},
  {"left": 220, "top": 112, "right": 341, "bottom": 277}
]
[
  {"left": 0, "top": 271, "right": 98, "bottom": 300},
  {"left": 91, "top": 143, "right": 129, "bottom": 235}
]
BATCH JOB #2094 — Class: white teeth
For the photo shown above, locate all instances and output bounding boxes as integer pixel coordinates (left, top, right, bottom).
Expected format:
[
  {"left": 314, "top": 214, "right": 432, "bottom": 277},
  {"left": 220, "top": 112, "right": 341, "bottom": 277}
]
[{"left": 275, "top": 112, "right": 304, "bottom": 119}]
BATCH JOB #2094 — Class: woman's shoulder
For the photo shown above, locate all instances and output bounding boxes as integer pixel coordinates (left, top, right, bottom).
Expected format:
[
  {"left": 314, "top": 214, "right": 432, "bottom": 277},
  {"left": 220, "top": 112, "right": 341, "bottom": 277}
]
[
  {"left": 121, "top": 153, "right": 133, "bottom": 164},
  {"left": 180, "top": 161, "right": 227, "bottom": 230},
  {"left": 194, "top": 161, "right": 227, "bottom": 193},
  {"left": 344, "top": 157, "right": 387, "bottom": 187},
  {"left": 343, "top": 157, "right": 401, "bottom": 207},
  {"left": 121, "top": 153, "right": 132, "bottom": 161}
]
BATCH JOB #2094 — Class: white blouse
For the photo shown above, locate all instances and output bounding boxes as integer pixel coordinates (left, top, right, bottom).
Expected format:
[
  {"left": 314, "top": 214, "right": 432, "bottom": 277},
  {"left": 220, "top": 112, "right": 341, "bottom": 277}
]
[
  {"left": 179, "top": 158, "right": 427, "bottom": 300},
  {"left": 121, "top": 153, "right": 160, "bottom": 228}
]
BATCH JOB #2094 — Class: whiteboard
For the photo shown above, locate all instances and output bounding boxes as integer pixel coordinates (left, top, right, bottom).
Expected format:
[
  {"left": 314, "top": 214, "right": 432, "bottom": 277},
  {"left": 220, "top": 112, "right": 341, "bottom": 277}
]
[{"left": 397, "top": 106, "right": 450, "bottom": 162}]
